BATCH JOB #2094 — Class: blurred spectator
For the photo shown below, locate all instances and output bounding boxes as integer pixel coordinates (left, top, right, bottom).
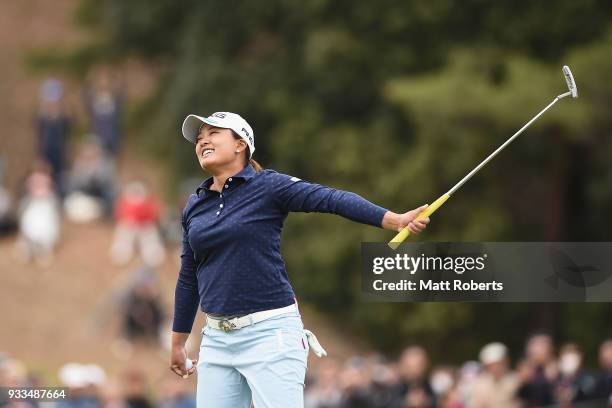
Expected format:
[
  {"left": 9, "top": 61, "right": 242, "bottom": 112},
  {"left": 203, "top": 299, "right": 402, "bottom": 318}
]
[
  {"left": 337, "top": 356, "right": 375, "bottom": 408},
  {"left": 16, "top": 164, "right": 61, "bottom": 267},
  {"left": 36, "top": 78, "right": 71, "bottom": 196},
  {"left": 470, "top": 342, "right": 520, "bottom": 408},
  {"left": 158, "top": 375, "right": 196, "bottom": 408},
  {"left": 553, "top": 343, "right": 594, "bottom": 406},
  {"left": 591, "top": 339, "right": 612, "bottom": 404},
  {"left": 110, "top": 181, "right": 165, "bottom": 267},
  {"left": 57, "top": 363, "right": 106, "bottom": 408},
  {"left": 0, "top": 355, "right": 38, "bottom": 408},
  {"left": 305, "top": 358, "right": 343, "bottom": 408},
  {"left": 0, "top": 182, "right": 14, "bottom": 236},
  {"left": 429, "top": 366, "right": 457, "bottom": 407},
  {"left": 0, "top": 157, "right": 17, "bottom": 236},
  {"left": 64, "top": 141, "right": 117, "bottom": 222},
  {"left": 392, "top": 346, "right": 435, "bottom": 408},
  {"left": 160, "top": 178, "right": 201, "bottom": 250},
  {"left": 121, "top": 266, "right": 164, "bottom": 343},
  {"left": 83, "top": 68, "right": 124, "bottom": 156},
  {"left": 516, "top": 333, "right": 557, "bottom": 406},
  {"left": 455, "top": 361, "right": 480, "bottom": 406},
  {"left": 369, "top": 354, "right": 401, "bottom": 408},
  {"left": 99, "top": 380, "right": 128, "bottom": 408},
  {"left": 0, "top": 353, "right": 9, "bottom": 406},
  {"left": 121, "top": 368, "right": 153, "bottom": 408},
  {"left": 0, "top": 354, "right": 28, "bottom": 388},
  {"left": 439, "top": 386, "right": 463, "bottom": 408}
]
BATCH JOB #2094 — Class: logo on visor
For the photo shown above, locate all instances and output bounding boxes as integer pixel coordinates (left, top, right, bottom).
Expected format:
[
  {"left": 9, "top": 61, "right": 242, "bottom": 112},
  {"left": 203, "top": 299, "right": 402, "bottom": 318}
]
[
  {"left": 242, "top": 128, "right": 254, "bottom": 145},
  {"left": 212, "top": 113, "right": 226, "bottom": 119}
]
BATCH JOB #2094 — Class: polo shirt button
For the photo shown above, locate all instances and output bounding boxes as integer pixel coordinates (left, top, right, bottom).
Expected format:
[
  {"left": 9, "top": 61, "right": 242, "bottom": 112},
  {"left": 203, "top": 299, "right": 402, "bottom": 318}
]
[
  {"left": 219, "top": 204, "right": 223, "bottom": 208},
  {"left": 216, "top": 211, "right": 220, "bottom": 215},
  {"left": 224, "top": 184, "right": 228, "bottom": 188},
  {"left": 228, "top": 177, "right": 233, "bottom": 182}
]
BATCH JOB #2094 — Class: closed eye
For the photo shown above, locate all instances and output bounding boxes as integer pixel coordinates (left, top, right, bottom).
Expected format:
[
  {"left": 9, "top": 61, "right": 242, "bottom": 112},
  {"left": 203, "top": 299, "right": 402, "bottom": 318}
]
[{"left": 197, "top": 131, "right": 216, "bottom": 142}]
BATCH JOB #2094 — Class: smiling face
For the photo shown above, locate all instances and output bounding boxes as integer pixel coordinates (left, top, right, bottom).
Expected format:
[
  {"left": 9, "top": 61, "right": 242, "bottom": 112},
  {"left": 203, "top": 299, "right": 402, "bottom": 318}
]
[{"left": 195, "top": 124, "right": 247, "bottom": 171}]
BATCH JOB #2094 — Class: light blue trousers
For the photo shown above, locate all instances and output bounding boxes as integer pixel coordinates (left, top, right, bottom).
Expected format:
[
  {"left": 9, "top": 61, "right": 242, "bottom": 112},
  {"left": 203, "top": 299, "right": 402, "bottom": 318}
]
[{"left": 196, "top": 312, "right": 309, "bottom": 408}]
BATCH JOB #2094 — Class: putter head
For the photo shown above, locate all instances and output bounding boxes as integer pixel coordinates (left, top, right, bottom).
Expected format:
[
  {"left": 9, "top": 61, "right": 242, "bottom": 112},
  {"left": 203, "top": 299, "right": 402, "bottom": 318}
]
[{"left": 562, "top": 65, "right": 578, "bottom": 98}]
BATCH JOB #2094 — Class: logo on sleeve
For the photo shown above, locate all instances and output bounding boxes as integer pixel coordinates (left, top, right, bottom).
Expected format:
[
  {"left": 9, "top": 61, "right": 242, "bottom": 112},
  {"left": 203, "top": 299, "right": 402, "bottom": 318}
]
[{"left": 290, "top": 177, "right": 301, "bottom": 182}]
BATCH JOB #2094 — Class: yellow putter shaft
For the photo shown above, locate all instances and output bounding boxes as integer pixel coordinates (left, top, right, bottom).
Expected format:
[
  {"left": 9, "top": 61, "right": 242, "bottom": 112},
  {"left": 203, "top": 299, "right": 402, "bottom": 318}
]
[{"left": 388, "top": 193, "right": 450, "bottom": 250}]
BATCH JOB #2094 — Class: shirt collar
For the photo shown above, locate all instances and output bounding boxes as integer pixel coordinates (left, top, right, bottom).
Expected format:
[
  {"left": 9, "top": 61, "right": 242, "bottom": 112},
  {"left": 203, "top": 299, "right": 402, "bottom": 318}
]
[{"left": 196, "top": 163, "right": 256, "bottom": 196}]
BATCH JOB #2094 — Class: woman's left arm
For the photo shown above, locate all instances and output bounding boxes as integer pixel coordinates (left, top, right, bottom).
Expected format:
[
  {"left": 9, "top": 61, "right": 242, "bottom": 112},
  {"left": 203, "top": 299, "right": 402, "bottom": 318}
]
[{"left": 270, "top": 171, "right": 429, "bottom": 234}]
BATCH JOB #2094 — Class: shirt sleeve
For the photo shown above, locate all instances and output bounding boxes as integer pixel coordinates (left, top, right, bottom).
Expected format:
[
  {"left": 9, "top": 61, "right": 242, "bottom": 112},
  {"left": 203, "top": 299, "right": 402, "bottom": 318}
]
[
  {"left": 172, "top": 206, "right": 200, "bottom": 333},
  {"left": 269, "top": 170, "right": 388, "bottom": 228}
]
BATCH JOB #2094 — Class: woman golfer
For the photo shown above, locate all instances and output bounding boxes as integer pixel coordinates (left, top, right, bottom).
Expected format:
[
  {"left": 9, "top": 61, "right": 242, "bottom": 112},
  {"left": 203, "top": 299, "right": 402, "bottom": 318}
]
[{"left": 170, "top": 112, "right": 429, "bottom": 407}]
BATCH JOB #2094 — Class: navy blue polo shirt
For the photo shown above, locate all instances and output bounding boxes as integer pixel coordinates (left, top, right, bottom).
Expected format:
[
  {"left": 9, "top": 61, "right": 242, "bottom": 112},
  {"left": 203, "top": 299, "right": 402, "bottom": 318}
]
[{"left": 172, "top": 163, "right": 388, "bottom": 333}]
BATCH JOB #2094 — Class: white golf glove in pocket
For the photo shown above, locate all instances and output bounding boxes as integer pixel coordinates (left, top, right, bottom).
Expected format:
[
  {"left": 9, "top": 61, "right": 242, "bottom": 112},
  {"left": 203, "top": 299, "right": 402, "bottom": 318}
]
[{"left": 304, "top": 329, "right": 327, "bottom": 358}]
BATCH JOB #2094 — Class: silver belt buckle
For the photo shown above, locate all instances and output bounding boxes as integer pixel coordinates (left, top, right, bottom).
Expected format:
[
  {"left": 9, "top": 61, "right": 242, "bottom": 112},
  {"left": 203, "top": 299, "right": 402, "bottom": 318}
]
[{"left": 219, "top": 319, "right": 237, "bottom": 333}]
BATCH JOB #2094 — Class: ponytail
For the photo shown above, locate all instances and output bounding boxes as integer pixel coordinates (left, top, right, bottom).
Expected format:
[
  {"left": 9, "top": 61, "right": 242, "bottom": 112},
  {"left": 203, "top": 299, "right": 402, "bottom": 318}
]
[{"left": 249, "top": 158, "right": 263, "bottom": 172}]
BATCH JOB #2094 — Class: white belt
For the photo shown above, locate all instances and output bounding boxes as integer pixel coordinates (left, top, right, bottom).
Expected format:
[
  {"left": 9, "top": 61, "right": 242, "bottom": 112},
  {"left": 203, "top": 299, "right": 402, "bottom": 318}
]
[
  {"left": 204, "top": 302, "right": 328, "bottom": 358},
  {"left": 206, "top": 303, "right": 298, "bottom": 332}
]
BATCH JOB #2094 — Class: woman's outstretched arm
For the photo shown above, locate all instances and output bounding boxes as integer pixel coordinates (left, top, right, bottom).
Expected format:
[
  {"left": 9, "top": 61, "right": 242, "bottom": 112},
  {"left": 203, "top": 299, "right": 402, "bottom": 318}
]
[{"left": 269, "top": 171, "right": 429, "bottom": 234}]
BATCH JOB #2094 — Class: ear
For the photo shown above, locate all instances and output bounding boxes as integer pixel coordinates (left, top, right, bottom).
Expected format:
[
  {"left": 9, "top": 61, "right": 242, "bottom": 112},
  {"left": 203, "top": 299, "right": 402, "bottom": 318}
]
[{"left": 235, "top": 139, "right": 248, "bottom": 153}]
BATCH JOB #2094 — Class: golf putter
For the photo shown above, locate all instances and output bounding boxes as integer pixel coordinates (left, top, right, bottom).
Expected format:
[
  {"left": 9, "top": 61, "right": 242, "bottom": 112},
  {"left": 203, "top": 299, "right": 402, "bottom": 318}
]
[{"left": 389, "top": 66, "right": 578, "bottom": 249}]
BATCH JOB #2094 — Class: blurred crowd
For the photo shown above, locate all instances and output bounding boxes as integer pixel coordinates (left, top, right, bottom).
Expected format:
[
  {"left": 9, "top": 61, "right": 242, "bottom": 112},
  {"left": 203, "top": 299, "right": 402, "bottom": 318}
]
[
  {"left": 0, "top": 70, "right": 198, "bottom": 408},
  {"left": 304, "top": 335, "right": 612, "bottom": 408},
  {"left": 2, "top": 335, "right": 611, "bottom": 408},
  {"left": 0, "top": 70, "right": 176, "bottom": 268},
  {"left": 0, "top": 354, "right": 196, "bottom": 408},
  {"left": 0, "top": 71, "right": 186, "bottom": 346}
]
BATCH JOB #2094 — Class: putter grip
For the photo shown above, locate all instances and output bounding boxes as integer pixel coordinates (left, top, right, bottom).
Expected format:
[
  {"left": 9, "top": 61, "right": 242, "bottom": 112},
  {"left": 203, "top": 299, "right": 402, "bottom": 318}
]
[{"left": 387, "top": 193, "right": 450, "bottom": 249}]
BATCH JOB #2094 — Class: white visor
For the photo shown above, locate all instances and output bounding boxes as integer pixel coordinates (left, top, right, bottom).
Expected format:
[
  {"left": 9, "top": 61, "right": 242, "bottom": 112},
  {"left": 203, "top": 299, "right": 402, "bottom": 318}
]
[{"left": 182, "top": 112, "right": 255, "bottom": 158}]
